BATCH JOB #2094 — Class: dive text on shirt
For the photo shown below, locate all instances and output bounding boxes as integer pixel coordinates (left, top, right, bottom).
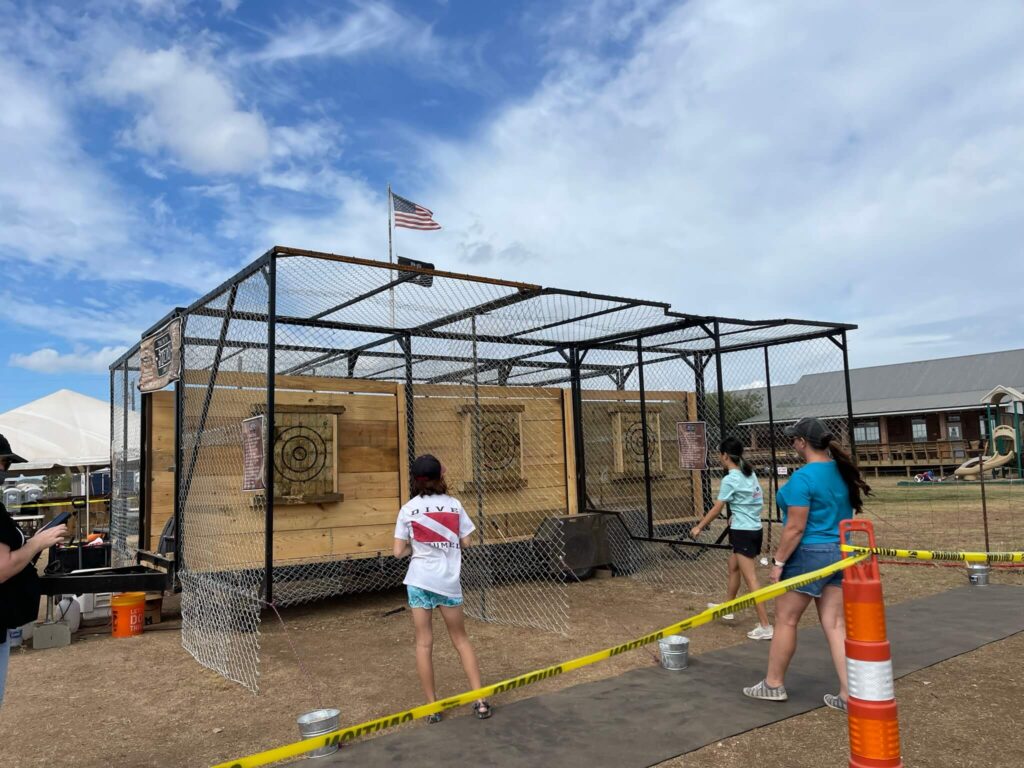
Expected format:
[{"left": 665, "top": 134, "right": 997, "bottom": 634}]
[{"left": 394, "top": 494, "right": 476, "bottom": 599}]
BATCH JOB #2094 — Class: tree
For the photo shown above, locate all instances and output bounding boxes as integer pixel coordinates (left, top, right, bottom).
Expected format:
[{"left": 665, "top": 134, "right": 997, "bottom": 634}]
[{"left": 702, "top": 391, "right": 765, "bottom": 441}]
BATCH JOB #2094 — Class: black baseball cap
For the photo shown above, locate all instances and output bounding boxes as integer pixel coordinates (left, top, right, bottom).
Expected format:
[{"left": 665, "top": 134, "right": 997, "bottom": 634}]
[
  {"left": 411, "top": 454, "right": 442, "bottom": 480},
  {"left": 0, "top": 433, "right": 27, "bottom": 465},
  {"left": 783, "top": 418, "right": 833, "bottom": 448}
]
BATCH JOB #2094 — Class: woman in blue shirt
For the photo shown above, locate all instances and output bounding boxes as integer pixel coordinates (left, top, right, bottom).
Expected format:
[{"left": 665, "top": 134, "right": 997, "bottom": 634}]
[{"left": 743, "top": 417, "right": 871, "bottom": 712}]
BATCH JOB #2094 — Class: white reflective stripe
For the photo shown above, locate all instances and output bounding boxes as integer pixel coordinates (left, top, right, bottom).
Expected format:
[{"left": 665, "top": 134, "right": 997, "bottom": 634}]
[
  {"left": 412, "top": 514, "right": 461, "bottom": 545},
  {"left": 846, "top": 657, "right": 895, "bottom": 701}
]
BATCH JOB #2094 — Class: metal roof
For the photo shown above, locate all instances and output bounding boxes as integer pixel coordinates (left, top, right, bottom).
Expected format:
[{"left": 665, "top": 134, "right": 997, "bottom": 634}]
[{"left": 743, "top": 348, "right": 1024, "bottom": 423}]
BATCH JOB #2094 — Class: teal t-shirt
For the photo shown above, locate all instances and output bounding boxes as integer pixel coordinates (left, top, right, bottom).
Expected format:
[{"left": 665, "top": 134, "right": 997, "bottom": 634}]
[
  {"left": 776, "top": 461, "right": 852, "bottom": 544},
  {"left": 717, "top": 469, "right": 764, "bottom": 531}
]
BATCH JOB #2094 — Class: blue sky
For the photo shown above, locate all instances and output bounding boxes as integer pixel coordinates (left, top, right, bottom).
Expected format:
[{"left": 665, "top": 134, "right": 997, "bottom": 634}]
[{"left": 2, "top": 0, "right": 1024, "bottom": 412}]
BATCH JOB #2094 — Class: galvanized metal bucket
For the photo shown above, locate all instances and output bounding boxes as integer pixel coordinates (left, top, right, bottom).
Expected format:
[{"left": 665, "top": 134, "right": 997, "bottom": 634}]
[
  {"left": 297, "top": 708, "right": 342, "bottom": 758},
  {"left": 658, "top": 635, "right": 689, "bottom": 671},
  {"left": 967, "top": 563, "right": 990, "bottom": 587}
]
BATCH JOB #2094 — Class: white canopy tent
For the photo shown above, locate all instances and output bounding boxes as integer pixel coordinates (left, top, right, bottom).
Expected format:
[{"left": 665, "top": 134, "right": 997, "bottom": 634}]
[{"left": 0, "top": 389, "right": 111, "bottom": 474}]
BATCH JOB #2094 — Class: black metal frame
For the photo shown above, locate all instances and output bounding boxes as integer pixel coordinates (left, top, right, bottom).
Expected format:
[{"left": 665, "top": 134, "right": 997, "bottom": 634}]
[{"left": 111, "top": 245, "right": 857, "bottom": 600}]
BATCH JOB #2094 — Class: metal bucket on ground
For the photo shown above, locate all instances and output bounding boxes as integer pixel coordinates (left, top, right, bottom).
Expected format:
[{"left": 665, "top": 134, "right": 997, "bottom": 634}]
[
  {"left": 297, "top": 709, "right": 342, "bottom": 758},
  {"left": 967, "top": 563, "right": 990, "bottom": 586},
  {"left": 658, "top": 635, "right": 689, "bottom": 671}
]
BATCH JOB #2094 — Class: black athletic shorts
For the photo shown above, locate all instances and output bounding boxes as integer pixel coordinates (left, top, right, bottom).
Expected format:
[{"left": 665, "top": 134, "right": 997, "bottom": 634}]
[{"left": 728, "top": 528, "right": 763, "bottom": 559}]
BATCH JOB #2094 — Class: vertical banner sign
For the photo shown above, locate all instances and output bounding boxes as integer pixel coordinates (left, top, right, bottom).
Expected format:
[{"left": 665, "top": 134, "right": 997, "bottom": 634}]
[
  {"left": 138, "top": 317, "right": 182, "bottom": 392},
  {"left": 676, "top": 421, "right": 708, "bottom": 470},
  {"left": 241, "top": 415, "right": 266, "bottom": 492}
]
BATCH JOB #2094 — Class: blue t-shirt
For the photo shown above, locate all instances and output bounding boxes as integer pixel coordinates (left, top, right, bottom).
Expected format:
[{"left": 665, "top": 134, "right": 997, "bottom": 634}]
[
  {"left": 776, "top": 461, "right": 852, "bottom": 544},
  {"left": 717, "top": 469, "right": 764, "bottom": 531}
]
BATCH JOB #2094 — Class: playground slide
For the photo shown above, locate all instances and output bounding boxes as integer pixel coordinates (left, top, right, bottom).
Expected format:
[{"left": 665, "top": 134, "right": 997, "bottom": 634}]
[{"left": 954, "top": 451, "right": 1016, "bottom": 479}]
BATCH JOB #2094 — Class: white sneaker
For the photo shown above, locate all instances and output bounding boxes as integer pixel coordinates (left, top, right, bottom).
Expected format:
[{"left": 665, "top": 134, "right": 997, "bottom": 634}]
[
  {"left": 747, "top": 624, "right": 774, "bottom": 641},
  {"left": 708, "top": 602, "right": 735, "bottom": 621}
]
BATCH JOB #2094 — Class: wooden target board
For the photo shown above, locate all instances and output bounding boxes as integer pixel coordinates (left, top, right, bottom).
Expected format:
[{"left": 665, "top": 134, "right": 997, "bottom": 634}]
[{"left": 272, "top": 407, "right": 344, "bottom": 505}]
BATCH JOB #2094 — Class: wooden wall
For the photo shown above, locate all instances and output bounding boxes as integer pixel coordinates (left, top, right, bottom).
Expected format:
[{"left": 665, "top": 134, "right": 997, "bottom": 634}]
[
  {"left": 147, "top": 390, "right": 176, "bottom": 551},
  {"left": 411, "top": 384, "right": 570, "bottom": 541},
  {"left": 144, "top": 373, "right": 691, "bottom": 570},
  {"left": 581, "top": 390, "right": 700, "bottom": 523}
]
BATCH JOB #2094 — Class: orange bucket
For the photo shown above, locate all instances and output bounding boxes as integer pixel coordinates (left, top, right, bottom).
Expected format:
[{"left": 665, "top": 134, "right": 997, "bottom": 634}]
[{"left": 111, "top": 592, "right": 146, "bottom": 638}]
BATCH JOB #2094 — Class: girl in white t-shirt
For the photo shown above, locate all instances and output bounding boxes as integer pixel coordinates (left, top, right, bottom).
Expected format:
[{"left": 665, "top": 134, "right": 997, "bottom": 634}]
[{"left": 393, "top": 454, "right": 492, "bottom": 721}]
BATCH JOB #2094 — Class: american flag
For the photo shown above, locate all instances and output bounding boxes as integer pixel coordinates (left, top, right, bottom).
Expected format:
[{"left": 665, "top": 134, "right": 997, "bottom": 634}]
[{"left": 391, "top": 192, "right": 441, "bottom": 230}]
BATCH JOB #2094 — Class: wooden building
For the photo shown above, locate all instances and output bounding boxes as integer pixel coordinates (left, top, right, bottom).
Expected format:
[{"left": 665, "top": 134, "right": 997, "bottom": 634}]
[{"left": 742, "top": 349, "right": 1024, "bottom": 475}]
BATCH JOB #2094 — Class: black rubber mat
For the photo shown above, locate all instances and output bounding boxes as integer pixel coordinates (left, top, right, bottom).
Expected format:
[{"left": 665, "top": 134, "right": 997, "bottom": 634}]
[{"left": 324, "top": 585, "right": 1024, "bottom": 767}]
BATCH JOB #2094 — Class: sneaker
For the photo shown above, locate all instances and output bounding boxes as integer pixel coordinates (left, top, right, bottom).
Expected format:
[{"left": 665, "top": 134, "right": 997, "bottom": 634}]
[
  {"left": 708, "top": 602, "right": 735, "bottom": 621},
  {"left": 823, "top": 694, "right": 847, "bottom": 712},
  {"left": 747, "top": 624, "right": 774, "bottom": 641},
  {"left": 743, "top": 679, "right": 788, "bottom": 701}
]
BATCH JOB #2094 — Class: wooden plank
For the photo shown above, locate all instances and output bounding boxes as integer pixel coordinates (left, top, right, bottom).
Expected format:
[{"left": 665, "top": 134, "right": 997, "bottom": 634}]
[
  {"left": 562, "top": 389, "right": 578, "bottom": 516},
  {"left": 202, "top": 389, "right": 398, "bottom": 422},
  {"left": 396, "top": 384, "right": 410, "bottom": 504},
  {"left": 413, "top": 383, "right": 562, "bottom": 399},
  {"left": 581, "top": 389, "right": 689, "bottom": 402},
  {"left": 337, "top": 471, "right": 400, "bottom": 500},
  {"left": 336, "top": 420, "right": 398, "bottom": 448},
  {"left": 339, "top": 445, "right": 399, "bottom": 473},
  {"left": 182, "top": 370, "right": 398, "bottom": 395}
]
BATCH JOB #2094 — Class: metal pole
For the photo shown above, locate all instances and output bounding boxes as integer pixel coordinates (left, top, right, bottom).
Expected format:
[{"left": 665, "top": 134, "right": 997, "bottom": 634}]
[
  {"left": 713, "top": 322, "right": 726, "bottom": 441},
  {"left": 402, "top": 334, "right": 416, "bottom": 499},
  {"left": 569, "top": 347, "right": 588, "bottom": 512},
  {"left": 978, "top": 444, "right": 991, "bottom": 553},
  {"left": 1015, "top": 402, "right": 1022, "bottom": 480},
  {"left": 636, "top": 338, "right": 655, "bottom": 538},
  {"left": 470, "top": 315, "right": 487, "bottom": 619},
  {"left": 764, "top": 346, "right": 779, "bottom": 556},
  {"left": 173, "top": 378, "right": 182, "bottom": 581},
  {"left": 841, "top": 331, "right": 857, "bottom": 459},
  {"left": 264, "top": 254, "right": 277, "bottom": 605},
  {"left": 694, "top": 354, "right": 712, "bottom": 517}
]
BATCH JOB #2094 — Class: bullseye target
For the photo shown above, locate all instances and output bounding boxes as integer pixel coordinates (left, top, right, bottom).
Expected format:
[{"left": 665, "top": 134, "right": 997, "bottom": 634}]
[
  {"left": 480, "top": 420, "right": 520, "bottom": 472},
  {"left": 625, "top": 420, "right": 654, "bottom": 462},
  {"left": 274, "top": 425, "right": 328, "bottom": 482}
]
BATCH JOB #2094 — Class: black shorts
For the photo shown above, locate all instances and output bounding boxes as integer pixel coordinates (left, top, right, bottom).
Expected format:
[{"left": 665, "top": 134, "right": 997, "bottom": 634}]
[{"left": 729, "top": 528, "right": 763, "bottom": 559}]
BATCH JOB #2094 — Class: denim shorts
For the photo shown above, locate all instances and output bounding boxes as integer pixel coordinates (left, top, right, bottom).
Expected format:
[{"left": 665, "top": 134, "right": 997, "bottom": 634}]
[
  {"left": 781, "top": 543, "right": 844, "bottom": 598},
  {"left": 407, "top": 585, "right": 463, "bottom": 610}
]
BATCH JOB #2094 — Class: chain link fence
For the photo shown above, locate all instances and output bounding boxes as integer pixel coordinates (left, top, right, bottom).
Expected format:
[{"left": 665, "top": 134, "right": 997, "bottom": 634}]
[
  {"left": 110, "top": 352, "right": 142, "bottom": 567},
  {"left": 115, "top": 247, "right": 864, "bottom": 691}
]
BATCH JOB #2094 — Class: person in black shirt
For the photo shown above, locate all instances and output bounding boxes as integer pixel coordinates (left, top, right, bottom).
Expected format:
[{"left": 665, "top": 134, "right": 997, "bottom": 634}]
[{"left": 0, "top": 433, "right": 68, "bottom": 706}]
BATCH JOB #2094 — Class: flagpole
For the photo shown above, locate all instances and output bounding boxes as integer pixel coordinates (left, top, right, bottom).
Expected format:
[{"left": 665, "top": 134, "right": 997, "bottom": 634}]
[
  {"left": 388, "top": 184, "right": 396, "bottom": 351},
  {"left": 387, "top": 184, "right": 394, "bottom": 266}
]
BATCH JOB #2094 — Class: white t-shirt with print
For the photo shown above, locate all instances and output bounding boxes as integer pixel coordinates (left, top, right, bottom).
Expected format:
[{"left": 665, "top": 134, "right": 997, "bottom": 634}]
[{"left": 393, "top": 493, "right": 476, "bottom": 599}]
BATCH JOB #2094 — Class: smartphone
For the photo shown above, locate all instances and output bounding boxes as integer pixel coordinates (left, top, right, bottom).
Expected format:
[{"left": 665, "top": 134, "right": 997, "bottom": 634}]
[{"left": 37, "top": 510, "right": 71, "bottom": 533}]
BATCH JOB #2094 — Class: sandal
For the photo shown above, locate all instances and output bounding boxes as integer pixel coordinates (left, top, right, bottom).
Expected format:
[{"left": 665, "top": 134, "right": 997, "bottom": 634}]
[
  {"left": 473, "top": 700, "right": 493, "bottom": 720},
  {"left": 426, "top": 712, "right": 443, "bottom": 724}
]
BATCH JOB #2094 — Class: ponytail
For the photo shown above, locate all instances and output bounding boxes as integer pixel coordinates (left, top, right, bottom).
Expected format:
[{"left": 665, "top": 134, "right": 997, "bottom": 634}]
[
  {"left": 719, "top": 436, "right": 753, "bottom": 477},
  {"left": 828, "top": 438, "right": 871, "bottom": 513}
]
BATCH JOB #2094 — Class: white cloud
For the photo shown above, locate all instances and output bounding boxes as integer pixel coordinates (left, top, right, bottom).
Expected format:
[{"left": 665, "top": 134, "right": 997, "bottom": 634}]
[
  {"left": 0, "top": 59, "right": 135, "bottom": 270},
  {"left": 96, "top": 46, "right": 271, "bottom": 175},
  {"left": 10, "top": 346, "right": 129, "bottom": 375},
  {"left": 248, "top": 2, "right": 441, "bottom": 65},
  {"left": 0, "top": 292, "right": 176, "bottom": 346},
  {"left": 378, "top": 0, "right": 1024, "bottom": 366}
]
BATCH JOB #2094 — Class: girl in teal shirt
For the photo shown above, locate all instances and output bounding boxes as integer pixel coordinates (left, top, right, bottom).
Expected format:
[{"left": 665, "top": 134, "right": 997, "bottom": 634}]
[{"left": 691, "top": 437, "right": 773, "bottom": 640}]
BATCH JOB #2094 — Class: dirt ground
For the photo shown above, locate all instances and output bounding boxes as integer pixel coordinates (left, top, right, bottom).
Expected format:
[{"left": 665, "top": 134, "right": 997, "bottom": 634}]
[
  {"left": 2, "top": 478, "right": 1021, "bottom": 767},
  {"left": 2, "top": 562, "right": 1021, "bottom": 768}
]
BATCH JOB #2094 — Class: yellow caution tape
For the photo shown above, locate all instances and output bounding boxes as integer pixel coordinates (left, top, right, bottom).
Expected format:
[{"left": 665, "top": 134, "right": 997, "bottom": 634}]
[
  {"left": 842, "top": 545, "right": 1024, "bottom": 564},
  {"left": 11, "top": 499, "right": 108, "bottom": 510},
  {"left": 211, "top": 552, "right": 869, "bottom": 768}
]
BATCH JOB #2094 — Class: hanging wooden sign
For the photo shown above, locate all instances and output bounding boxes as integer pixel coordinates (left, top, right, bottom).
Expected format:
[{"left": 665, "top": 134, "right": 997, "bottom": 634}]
[
  {"left": 138, "top": 317, "right": 182, "bottom": 392},
  {"left": 676, "top": 421, "right": 708, "bottom": 470}
]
